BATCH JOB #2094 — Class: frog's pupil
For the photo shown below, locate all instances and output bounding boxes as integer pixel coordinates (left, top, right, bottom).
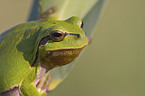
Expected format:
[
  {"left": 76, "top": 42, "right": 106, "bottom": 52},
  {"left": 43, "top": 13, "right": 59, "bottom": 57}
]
[{"left": 52, "top": 32, "right": 62, "bottom": 37}]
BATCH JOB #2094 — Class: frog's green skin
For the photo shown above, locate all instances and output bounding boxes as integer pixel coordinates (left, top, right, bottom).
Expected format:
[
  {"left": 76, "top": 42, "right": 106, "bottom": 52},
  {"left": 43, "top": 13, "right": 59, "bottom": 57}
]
[{"left": 0, "top": 16, "right": 88, "bottom": 96}]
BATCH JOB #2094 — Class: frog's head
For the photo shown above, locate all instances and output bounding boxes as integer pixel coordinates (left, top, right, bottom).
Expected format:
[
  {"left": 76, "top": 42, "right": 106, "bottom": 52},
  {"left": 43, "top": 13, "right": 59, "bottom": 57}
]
[{"left": 37, "top": 16, "right": 88, "bottom": 69}]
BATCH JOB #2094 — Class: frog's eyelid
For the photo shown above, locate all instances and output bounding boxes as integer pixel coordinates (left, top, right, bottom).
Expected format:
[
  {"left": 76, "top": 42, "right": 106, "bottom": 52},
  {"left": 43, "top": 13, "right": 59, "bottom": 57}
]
[{"left": 65, "top": 32, "right": 80, "bottom": 38}]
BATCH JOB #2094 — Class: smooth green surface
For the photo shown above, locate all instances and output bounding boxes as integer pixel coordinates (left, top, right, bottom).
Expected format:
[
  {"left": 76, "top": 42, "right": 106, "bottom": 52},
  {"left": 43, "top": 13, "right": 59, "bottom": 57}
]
[{"left": 1, "top": 0, "right": 145, "bottom": 96}]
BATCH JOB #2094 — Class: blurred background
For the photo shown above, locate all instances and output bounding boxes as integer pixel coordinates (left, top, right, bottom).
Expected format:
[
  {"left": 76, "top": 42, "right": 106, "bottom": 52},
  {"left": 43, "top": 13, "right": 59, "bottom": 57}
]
[{"left": 0, "top": 0, "right": 145, "bottom": 96}]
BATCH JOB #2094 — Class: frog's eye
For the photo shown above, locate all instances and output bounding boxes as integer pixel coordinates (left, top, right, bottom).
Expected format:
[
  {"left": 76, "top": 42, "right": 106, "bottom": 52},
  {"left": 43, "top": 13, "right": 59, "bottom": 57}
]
[{"left": 49, "top": 30, "right": 65, "bottom": 42}]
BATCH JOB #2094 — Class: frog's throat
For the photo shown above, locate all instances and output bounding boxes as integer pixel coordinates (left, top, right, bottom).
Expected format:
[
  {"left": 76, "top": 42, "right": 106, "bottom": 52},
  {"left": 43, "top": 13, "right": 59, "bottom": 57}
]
[{"left": 39, "top": 46, "right": 85, "bottom": 70}]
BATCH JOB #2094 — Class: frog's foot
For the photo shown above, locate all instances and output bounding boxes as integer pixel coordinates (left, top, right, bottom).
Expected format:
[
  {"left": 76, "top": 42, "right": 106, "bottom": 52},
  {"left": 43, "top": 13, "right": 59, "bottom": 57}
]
[
  {"left": 36, "top": 75, "right": 52, "bottom": 94},
  {"left": 37, "top": 7, "right": 57, "bottom": 20}
]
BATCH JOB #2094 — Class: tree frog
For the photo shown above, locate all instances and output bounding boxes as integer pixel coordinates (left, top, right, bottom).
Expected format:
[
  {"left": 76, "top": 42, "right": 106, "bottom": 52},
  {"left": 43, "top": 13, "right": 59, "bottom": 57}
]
[{"left": 0, "top": 16, "right": 88, "bottom": 96}]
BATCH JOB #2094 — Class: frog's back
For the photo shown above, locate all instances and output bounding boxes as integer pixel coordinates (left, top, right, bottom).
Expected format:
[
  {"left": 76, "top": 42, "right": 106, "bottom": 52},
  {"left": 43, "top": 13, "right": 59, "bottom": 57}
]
[{"left": 0, "top": 19, "right": 54, "bottom": 91}]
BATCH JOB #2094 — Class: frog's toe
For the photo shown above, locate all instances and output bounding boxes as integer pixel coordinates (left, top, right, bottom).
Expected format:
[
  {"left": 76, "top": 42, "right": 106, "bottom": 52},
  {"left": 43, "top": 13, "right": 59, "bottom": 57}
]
[{"left": 36, "top": 75, "right": 52, "bottom": 94}]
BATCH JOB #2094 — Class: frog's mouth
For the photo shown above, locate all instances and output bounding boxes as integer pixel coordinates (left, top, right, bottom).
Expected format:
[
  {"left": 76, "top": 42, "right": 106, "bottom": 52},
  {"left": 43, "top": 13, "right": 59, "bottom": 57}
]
[{"left": 39, "top": 46, "right": 85, "bottom": 69}]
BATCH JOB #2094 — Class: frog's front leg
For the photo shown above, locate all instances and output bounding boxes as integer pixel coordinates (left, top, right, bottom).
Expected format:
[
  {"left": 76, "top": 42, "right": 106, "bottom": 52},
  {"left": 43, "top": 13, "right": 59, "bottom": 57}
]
[
  {"left": 20, "top": 81, "right": 46, "bottom": 96},
  {"left": 20, "top": 65, "right": 52, "bottom": 96},
  {"left": 20, "top": 67, "right": 47, "bottom": 96},
  {"left": 36, "top": 73, "right": 52, "bottom": 93}
]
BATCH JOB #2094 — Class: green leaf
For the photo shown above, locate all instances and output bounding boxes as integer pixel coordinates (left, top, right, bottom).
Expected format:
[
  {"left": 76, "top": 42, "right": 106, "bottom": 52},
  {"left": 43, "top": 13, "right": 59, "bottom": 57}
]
[
  {"left": 39, "top": 0, "right": 99, "bottom": 20},
  {"left": 49, "top": 0, "right": 107, "bottom": 90},
  {"left": 28, "top": 0, "right": 107, "bottom": 91},
  {"left": 83, "top": 0, "right": 107, "bottom": 37},
  {"left": 28, "top": 0, "right": 39, "bottom": 21}
]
